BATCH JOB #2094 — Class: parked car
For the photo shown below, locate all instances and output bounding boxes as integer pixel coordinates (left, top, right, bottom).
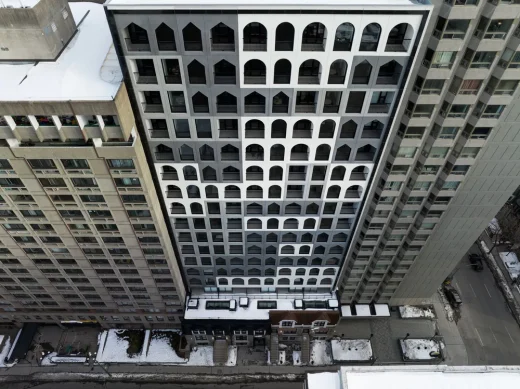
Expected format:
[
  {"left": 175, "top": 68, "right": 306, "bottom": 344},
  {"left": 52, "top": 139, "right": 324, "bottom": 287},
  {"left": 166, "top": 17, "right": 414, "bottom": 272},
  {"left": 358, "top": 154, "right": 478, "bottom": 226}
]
[
  {"left": 468, "top": 253, "right": 484, "bottom": 272},
  {"left": 443, "top": 285, "right": 462, "bottom": 308}
]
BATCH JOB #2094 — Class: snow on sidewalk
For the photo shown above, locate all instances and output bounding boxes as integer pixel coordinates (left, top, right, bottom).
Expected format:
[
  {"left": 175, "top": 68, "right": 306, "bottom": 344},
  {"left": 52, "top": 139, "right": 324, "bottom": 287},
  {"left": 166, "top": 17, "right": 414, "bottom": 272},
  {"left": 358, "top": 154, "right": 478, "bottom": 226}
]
[
  {"left": 146, "top": 330, "right": 187, "bottom": 364},
  {"left": 400, "top": 339, "right": 442, "bottom": 361},
  {"left": 331, "top": 339, "right": 373, "bottom": 362},
  {"left": 310, "top": 340, "right": 332, "bottom": 366},
  {"left": 0, "top": 336, "right": 12, "bottom": 367},
  {"left": 399, "top": 305, "right": 436, "bottom": 319},
  {"left": 97, "top": 329, "right": 142, "bottom": 363}
]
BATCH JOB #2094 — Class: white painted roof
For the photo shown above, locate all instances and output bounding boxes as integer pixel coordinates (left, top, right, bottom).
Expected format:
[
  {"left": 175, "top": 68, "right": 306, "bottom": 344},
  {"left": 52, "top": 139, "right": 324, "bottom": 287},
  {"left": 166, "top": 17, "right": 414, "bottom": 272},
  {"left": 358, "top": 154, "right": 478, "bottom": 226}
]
[
  {"left": 308, "top": 366, "right": 520, "bottom": 389},
  {"left": 184, "top": 297, "right": 337, "bottom": 320},
  {"left": 106, "top": 0, "right": 430, "bottom": 10},
  {"left": 0, "top": 2, "right": 122, "bottom": 102}
]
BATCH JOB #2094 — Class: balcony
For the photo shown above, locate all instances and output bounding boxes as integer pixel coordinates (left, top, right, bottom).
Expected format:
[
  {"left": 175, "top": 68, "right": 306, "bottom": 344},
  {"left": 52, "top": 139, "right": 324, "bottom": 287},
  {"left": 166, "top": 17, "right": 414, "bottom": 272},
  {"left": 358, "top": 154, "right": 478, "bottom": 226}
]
[
  {"left": 385, "top": 38, "right": 410, "bottom": 53},
  {"left": 368, "top": 103, "right": 390, "bottom": 114},
  {"left": 298, "top": 75, "right": 320, "bottom": 85},
  {"left": 221, "top": 152, "right": 239, "bottom": 161},
  {"left": 164, "top": 75, "right": 182, "bottom": 84},
  {"left": 184, "top": 41, "right": 203, "bottom": 51},
  {"left": 246, "top": 171, "right": 263, "bottom": 180},
  {"left": 167, "top": 191, "right": 182, "bottom": 199},
  {"left": 272, "top": 105, "right": 289, "bottom": 114},
  {"left": 244, "top": 75, "right": 266, "bottom": 85},
  {"left": 193, "top": 105, "right": 210, "bottom": 113},
  {"left": 134, "top": 72, "right": 157, "bottom": 84},
  {"left": 219, "top": 129, "right": 238, "bottom": 138},
  {"left": 274, "top": 75, "right": 290, "bottom": 84},
  {"left": 302, "top": 38, "right": 326, "bottom": 52},
  {"left": 275, "top": 41, "right": 293, "bottom": 51},
  {"left": 150, "top": 129, "right": 169, "bottom": 139},
  {"left": 143, "top": 103, "right": 163, "bottom": 113},
  {"left": 155, "top": 152, "right": 174, "bottom": 161},
  {"left": 244, "top": 105, "right": 265, "bottom": 114},
  {"left": 170, "top": 105, "right": 187, "bottom": 113},
  {"left": 287, "top": 189, "right": 304, "bottom": 198},
  {"left": 244, "top": 42, "right": 267, "bottom": 51},
  {"left": 217, "top": 104, "right": 238, "bottom": 114},
  {"left": 356, "top": 152, "right": 375, "bottom": 161},
  {"left": 223, "top": 172, "right": 240, "bottom": 181},
  {"left": 290, "top": 152, "right": 309, "bottom": 161},
  {"left": 214, "top": 75, "right": 236, "bottom": 85},
  {"left": 125, "top": 38, "right": 150, "bottom": 52},
  {"left": 157, "top": 40, "right": 176, "bottom": 51},
  {"left": 323, "top": 105, "right": 339, "bottom": 114},
  {"left": 295, "top": 104, "right": 316, "bottom": 113},
  {"left": 225, "top": 190, "right": 241, "bottom": 199}
]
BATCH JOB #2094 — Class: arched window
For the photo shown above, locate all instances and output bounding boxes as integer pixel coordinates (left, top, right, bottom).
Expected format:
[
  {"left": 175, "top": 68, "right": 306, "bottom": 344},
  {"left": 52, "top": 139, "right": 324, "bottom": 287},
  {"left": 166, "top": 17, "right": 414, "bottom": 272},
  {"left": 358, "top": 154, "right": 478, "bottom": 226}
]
[
  {"left": 268, "top": 185, "right": 281, "bottom": 198},
  {"left": 246, "top": 166, "right": 263, "bottom": 181},
  {"left": 243, "top": 22, "right": 267, "bottom": 51},
  {"left": 247, "top": 185, "right": 263, "bottom": 199},
  {"left": 222, "top": 166, "right": 240, "bottom": 181},
  {"left": 170, "top": 202, "right": 185, "bottom": 214},
  {"left": 270, "top": 144, "right": 285, "bottom": 161},
  {"left": 334, "top": 23, "right": 355, "bottom": 51},
  {"left": 225, "top": 185, "right": 240, "bottom": 198},
  {"left": 303, "top": 219, "right": 316, "bottom": 229},
  {"left": 205, "top": 185, "right": 218, "bottom": 198},
  {"left": 315, "top": 144, "right": 331, "bottom": 161},
  {"left": 245, "top": 119, "right": 265, "bottom": 139},
  {"left": 244, "top": 60, "right": 266, "bottom": 84},
  {"left": 319, "top": 120, "right": 335, "bottom": 138},
  {"left": 386, "top": 23, "right": 414, "bottom": 52},
  {"left": 190, "top": 203, "right": 203, "bottom": 214},
  {"left": 284, "top": 218, "right": 298, "bottom": 229},
  {"left": 299, "top": 59, "right": 321, "bottom": 84},
  {"left": 275, "top": 23, "right": 295, "bottom": 51},
  {"left": 269, "top": 166, "right": 283, "bottom": 181},
  {"left": 360, "top": 23, "right": 381, "bottom": 51},
  {"left": 245, "top": 144, "right": 264, "bottom": 161},
  {"left": 247, "top": 218, "right": 262, "bottom": 229},
  {"left": 345, "top": 185, "right": 363, "bottom": 199},
  {"left": 351, "top": 166, "right": 369, "bottom": 181},
  {"left": 267, "top": 218, "right": 279, "bottom": 229},
  {"left": 162, "top": 166, "right": 178, "bottom": 180},
  {"left": 331, "top": 166, "right": 346, "bottom": 180},
  {"left": 291, "top": 144, "right": 309, "bottom": 161},
  {"left": 293, "top": 119, "right": 313, "bottom": 138},
  {"left": 301, "top": 22, "right": 326, "bottom": 51},
  {"left": 328, "top": 60, "right": 348, "bottom": 84},
  {"left": 281, "top": 246, "right": 295, "bottom": 254},
  {"left": 186, "top": 185, "right": 200, "bottom": 198},
  {"left": 232, "top": 278, "right": 245, "bottom": 285},
  {"left": 271, "top": 120, "right": 287, "bottom": 139},
  {"left": 274, "top": 59, "right": 292, "bottom": 84},
  {"left": 183, "top": 166, "right": 197, "bottom": 180},
  {"left": 327, "top": 185, "right": 341, "bottom": 199}
]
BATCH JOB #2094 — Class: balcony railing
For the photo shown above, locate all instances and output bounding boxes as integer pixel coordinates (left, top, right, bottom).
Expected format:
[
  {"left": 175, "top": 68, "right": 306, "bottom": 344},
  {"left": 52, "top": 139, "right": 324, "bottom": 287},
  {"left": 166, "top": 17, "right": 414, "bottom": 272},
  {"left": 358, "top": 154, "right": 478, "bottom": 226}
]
[
  {"left": 223, "top": 172, "right": 240, "bottom": 181},
  {"left": 293, "top": 130, "right": 312, "bottom": 138},
  {"left": 219, "top": 129, "right": 238, "bottom": 138},
  {"left": 221, "top": 152, "right": 239, "bottom": 161},
  {"left": 157, "top": 41, "right": 176, "bottom": 51},
  {"left": 298, "top": 75, "right": 320, "bottom": 84},
  {"left": 245, "top": 129, "right": 264, "bottom": 138},
  {"left": 288, "top": 172, "right": 306, "bottom": 180},
  {"left": 244, "top": 42, "right": 267, "bottom": 51},
  {"left": 134, "top": 72, "right": 157, "bottom": 84},
  {"left": 274, "top": 75, "right": 291, "bottom": 84},
  {"left": 244, "top": 105, "right": 265, "bottom": 114},
  {"left": 246, "top": 190, "right": 263, "bottom": 198},
  {"left": 189, "top": 76, "right": 206, "bottom": 84},
  {"left": 275, "top": 41, "right": 293, "bottom": 51},
  {"left": 150, "top": 129, "right": 169, "bottom": 139},
  {"left": 323, "top": 105, "right": 339, "bottom": 114},
  {"left": 287, "top": 190, "right": 304, "bottom": 198},
  {"left": 193, "top": 105, "right": 210, "bottom": 113},
  {"left": 333, "top": 41, "right": 352, "bottom": 51},
  {"left": 184, "top": 41, "right": 203, "bottom": 51},
  {"left": 246, "top": 152, "right": 264, "bottom": 161},
  {"left": 368, "top": 103, "right": 390, "bottom": 114},
  {"left": 214, "top": 75, "right": 236, "bottom": 84},
  {"left": 377, "top": 74, "right": 400, "bottom": 85},
  {"left": 155, "top": 152, "right": 174, "bottom": 161},
  {"left": 211, "top": 40, "right": 235, "bottom": 51},
  {"left": 295, "top": 104, "right": 316, "bottom": 113},
  {"left": 170, "top": 105, "right": 187, "bottom": 113},
  {"left": 302, "top": 38, "right": 326, "bottom": 51},
  {"left": 290, "top": 152, "right": 309, "bottom": 161},
  {"left": 272, "top": 105, "right": 289, "bottom": 113},
  {"left": 125, "top": 38, "right": 150, "bottom": 51},
  {"left": 385, "top": 38, "right": 410, "bottom": 52},
  {"left": 344, "top": 191, "right": 361, "bottom": 198},
  {"left": 328, "top": 75, "right": 345, "bottom": 84},
  {"left": 143, "top": 103, "right": 164, "bottom": 113},
  {"left": 167, "top": 191, "right": 182, "bottom": 199},
  {"left": 356, "top": 152, "right": 375, "bottom": 161},
  {"left": 225, "top": 190, "right": 241, "bottom": 198},
  {"left": 164, "top": 75, "right": 182, "bottom": 84},
  {"left": 361, "top": 129, "right": 381, "bottom": 139},
  {"left": 246, "top": 172, "right": 263, "bottom": 180},
  {"left": 244, "top": 75, "right": 266, "bottom": 84}
]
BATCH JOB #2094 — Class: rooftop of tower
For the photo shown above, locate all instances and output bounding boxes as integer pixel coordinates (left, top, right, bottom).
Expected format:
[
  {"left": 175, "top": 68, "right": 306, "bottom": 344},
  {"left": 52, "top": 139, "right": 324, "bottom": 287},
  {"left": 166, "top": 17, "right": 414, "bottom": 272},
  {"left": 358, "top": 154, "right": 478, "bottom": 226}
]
[
  {"left": 0, "top": 2, "right": 122, "bottom": 102},
  {"left": 105, "top": 0, "right": 431, "bottom": 10}
]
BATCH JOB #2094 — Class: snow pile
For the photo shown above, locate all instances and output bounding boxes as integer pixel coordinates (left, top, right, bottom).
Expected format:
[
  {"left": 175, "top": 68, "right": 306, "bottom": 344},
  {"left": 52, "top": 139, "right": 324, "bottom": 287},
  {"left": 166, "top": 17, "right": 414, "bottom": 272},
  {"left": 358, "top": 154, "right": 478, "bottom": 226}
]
[
  {"left": 331, "top": 339, "right": 373, "bottom": 361},
  {"left": 145, "top": 330, "right": 187, "bottom": 364},
  {"left": 187, "top": 346, "right": 213, "bottom": 366},
  {"left": 399, "top": 305, "right": 436, "bottom": 319},
  {"left": 278, "top": 350, "right": 286, "bottom": 365},
  {"left": 310, "top": 340, "right": 333, "bottom": 366},
  {"left": 293, "top": 350, "right": 302, "bottom": 366},
  {"left": 41, "top": 352, "right": 57, "bottom": 366},
  {"left": 41, "top": 352, "right": 87, "bottom": 366},
  {"left": 0, "top": 336, "right": 12, "bottom": 367},
  {"left": 226, "top": 346, "right": 237, "bottom": 366},
  {"left": 96, "top": 329, "right": 142, "bottom": 363},
  {"left": 437, "top": 288, "right": 455, "bottom": 322},
  {"left": 400, "top": 339, "right": 442, "bottom": 361}
]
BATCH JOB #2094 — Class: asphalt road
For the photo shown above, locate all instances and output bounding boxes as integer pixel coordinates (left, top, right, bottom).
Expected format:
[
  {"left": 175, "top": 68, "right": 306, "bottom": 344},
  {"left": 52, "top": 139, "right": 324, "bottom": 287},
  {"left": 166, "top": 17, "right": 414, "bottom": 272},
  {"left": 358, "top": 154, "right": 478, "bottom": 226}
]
[
  {"left": 453, "top": 244, "right": 520, "bottom": 365},
  {"left": 4, "top": 383, "right": 304, "bottom": 389}
]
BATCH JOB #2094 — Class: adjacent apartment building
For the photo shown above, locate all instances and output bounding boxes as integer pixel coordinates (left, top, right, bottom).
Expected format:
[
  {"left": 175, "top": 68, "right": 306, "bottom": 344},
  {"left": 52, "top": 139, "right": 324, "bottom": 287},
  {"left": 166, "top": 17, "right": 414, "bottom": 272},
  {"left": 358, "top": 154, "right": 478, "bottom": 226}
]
[
  {"left": 0, "top": 0, "right": 185, "bottom": 328},
  {"left": 104, "top": 0, "right": 432, "bottom": 301}
]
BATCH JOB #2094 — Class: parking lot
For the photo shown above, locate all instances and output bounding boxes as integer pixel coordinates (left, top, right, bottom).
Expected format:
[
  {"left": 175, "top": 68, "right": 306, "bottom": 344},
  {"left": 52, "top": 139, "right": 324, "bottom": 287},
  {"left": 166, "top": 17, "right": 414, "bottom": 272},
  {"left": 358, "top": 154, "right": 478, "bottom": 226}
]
[{"left": 453, "top": 243, "right": 520, "bottom": 365}]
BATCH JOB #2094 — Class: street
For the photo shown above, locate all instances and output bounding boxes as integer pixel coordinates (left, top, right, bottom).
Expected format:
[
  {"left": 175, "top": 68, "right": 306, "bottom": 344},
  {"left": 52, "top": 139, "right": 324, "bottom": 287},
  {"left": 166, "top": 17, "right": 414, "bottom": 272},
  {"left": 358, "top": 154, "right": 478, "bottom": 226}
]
[
  {"left": 4, "top": 382, "right": 304, "bottom": 389},
  {"left": 453, "top": 243, "right": 520, "bottom": 365}
]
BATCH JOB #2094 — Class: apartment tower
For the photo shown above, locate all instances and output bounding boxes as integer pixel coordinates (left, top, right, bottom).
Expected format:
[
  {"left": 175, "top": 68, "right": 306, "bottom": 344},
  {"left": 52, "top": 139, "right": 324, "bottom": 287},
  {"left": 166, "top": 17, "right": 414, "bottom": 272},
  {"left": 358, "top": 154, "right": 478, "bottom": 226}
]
[
  {"left": 104, "top": 0, "right": 432, "bottom": 302},
  {"left": 0, "top": 0, "right": 185, "bottom": 328}
]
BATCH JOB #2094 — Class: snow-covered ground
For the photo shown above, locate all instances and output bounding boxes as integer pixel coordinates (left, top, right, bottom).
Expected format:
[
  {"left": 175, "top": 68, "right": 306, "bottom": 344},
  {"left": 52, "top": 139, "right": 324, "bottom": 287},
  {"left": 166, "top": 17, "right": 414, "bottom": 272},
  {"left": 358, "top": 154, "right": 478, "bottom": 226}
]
[
  {"left": 400, "top": 339, "right": 442, "bottom": 361},
  {"left": 310, "top": 340, "right": 333, "bottom": 366},
  {"left": 145, "top": 330, "right": 187, "bottom": 364},
  {"left": 399, "top": 305, "right": 436, "bottom": 319},
  {"left": 226, "top": 346, "right": 237, "bottom": 366},
  {"left": 187, "top": 346, "right": 213, "bottom": 366},
  {"left": 331, "top": 339, "right": 373, "bottom": 362},
  {"left": 97, "top": 329, "right": 142, "bottom": 363},
  {"left": 278, "top": 350, "right": 286, "bottom": 365},
  {"left": 292, "top": 350, "right": 301, "bottom": 366},
  {"left": 41, "top": 352, "right": 87, "bottom": 366}
]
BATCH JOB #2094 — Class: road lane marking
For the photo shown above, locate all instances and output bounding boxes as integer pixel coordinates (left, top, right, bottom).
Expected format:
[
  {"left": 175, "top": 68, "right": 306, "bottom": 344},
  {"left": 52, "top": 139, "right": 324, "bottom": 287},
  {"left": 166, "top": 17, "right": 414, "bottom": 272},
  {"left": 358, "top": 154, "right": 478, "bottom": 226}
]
[
  {"left": 475, "top": 328, "right": 484, "bottom": 347},
  {"left": 516, "top": 285, "right": 520, "bottom": 295},
  {"left": 469, "top": 283, "right": 477, "bottom": 297},
  {"left": 505, "top": 326, "right": 515, "bottom": 344},
  {"left": 484, "top": 284, "right": 492, "bottom": 298},
  {"left": 490, "top": 327, "right": 498, "bottom": 343},
  {"left": 456, "top": 282, "right": 462, "bottom": 296}
]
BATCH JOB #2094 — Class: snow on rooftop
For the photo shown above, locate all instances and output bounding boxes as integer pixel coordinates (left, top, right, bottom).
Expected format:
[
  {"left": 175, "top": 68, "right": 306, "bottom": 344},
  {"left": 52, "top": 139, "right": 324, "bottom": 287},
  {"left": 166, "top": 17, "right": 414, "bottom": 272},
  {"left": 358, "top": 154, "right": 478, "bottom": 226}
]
[
  {"left": 341, "top": 304, "right": 390, "bottom": 317},
  {"left": 0, "top": 2, "right": 122, "bottom": 102},
  {"left": 106, "top": 0, "right": 430, "bottom": 10},
  {"left": 184, "top": 297, "right": 337, "bottom": 320},
  {"left": 307, "top": 372, "right": 342, "bottom": 389}
]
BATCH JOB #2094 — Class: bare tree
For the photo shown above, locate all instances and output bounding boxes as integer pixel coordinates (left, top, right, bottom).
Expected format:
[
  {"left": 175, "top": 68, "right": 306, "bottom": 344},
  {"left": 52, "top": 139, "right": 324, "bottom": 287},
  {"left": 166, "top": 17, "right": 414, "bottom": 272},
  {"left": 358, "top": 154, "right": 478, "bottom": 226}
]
[{"left": 488, "top": 204, "right": 520, "bottom": 253}]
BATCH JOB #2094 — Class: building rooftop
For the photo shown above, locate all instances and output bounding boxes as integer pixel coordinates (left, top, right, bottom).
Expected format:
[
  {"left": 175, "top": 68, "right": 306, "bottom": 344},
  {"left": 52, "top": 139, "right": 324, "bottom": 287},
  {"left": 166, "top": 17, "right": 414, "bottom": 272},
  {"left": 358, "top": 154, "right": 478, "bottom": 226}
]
[
  {"left": 0, "top": 2, "right": 122, "bottom": 102},
  {"left": 106, "top": 0, "right": 430, "bottom": 10},
  {"left": 307, "top": 366, "right": 520, "bottom": 389}
]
